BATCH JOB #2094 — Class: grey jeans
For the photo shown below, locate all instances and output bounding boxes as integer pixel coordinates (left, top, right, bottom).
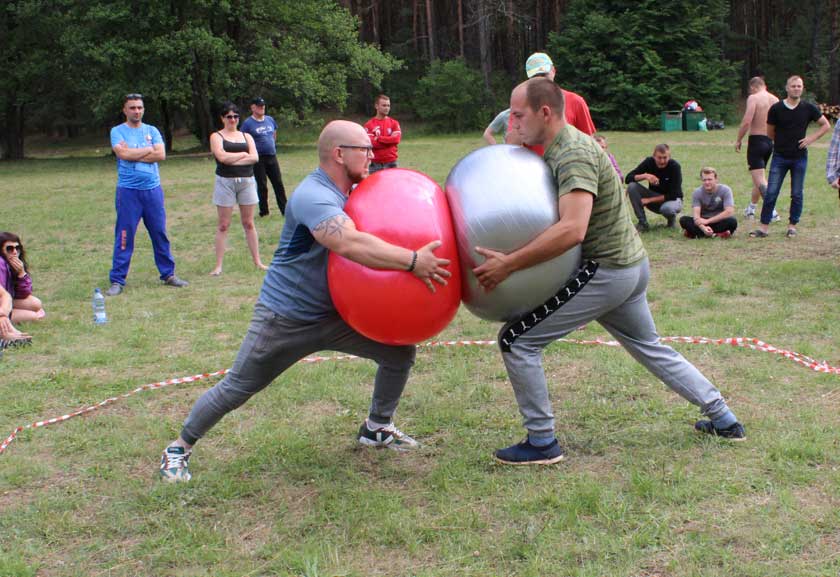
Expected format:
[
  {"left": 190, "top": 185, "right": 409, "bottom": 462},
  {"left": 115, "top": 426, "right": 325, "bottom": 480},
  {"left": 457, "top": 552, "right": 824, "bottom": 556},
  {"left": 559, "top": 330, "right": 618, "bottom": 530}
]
[
  {"left": 180, "top": 302, "right": 416, "bottom": 445},
  {"left": 500, "top": 258, "right": 731, "bottom": 437}
]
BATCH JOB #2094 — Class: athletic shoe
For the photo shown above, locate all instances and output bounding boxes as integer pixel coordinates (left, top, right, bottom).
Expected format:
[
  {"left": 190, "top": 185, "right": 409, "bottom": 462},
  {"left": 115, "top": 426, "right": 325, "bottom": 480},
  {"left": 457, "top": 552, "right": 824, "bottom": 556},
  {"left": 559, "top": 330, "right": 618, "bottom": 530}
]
[
  {"left": 694, "top": 420, "right": 746, "bottom": 441},
  {"left": 714, "top": 230, "right": 732, "bottom": 239},
  {"left": 743, "top": 205, "right": 756, "bottom": 218},
  {"left": 106, "top": 283, "right": 123, "bottom": 296},
  {"left": 163, "top": 275, "right": 189, "bottom": 288},
  {"left": 665, "top": 214, "right": 676, "bottom": 228},
  {"left": 771, "top": 210, "right": 781, "bottom": 222},
  {"left": 357, "top": 422, "right": 419, "bottom": 450},
  {"left": 160, "top": 445, "right": 192, "bottom": 482},
  {"left": 494, "top": 438, "right": 565, "bottom": 465},
  {"left": 683, "top": 230, "right": 696, "bottom": 239},
  {"left": 0, "top": 335, "right": 32, "bottom": 350},
  {"left": 635, "top": 221, "right": 650, "bottom": 233}
]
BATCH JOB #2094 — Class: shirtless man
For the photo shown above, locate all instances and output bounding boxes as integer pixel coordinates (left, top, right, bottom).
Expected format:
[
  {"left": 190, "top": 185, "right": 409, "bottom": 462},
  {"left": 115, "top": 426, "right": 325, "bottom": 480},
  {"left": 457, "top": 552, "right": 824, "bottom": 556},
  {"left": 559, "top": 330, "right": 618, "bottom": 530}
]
[{"left": 735, "top": 77, "right": 779, "bottom": 219}]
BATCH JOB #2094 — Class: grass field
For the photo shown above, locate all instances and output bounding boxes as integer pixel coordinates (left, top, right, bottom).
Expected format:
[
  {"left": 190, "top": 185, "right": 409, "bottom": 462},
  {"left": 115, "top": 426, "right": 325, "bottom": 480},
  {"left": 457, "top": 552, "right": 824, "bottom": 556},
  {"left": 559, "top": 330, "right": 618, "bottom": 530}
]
[{"left": 1, "top": 125, "right": 839, "bottom": 577}]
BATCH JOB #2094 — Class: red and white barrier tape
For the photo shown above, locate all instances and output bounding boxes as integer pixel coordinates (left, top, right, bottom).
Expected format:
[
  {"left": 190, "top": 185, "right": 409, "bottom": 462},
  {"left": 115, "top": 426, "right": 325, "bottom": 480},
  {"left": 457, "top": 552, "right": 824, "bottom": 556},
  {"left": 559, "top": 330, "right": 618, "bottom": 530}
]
[{"left": 2, "top": 336, "right": 838, "bottom": 456}]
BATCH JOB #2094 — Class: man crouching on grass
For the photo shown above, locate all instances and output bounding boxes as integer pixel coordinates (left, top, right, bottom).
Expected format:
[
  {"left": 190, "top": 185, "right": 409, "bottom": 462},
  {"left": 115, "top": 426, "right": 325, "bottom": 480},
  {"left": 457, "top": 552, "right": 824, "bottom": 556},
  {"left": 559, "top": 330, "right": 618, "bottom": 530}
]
[{"left": 159, "top": 120, "right": 451, "bottom": 482}]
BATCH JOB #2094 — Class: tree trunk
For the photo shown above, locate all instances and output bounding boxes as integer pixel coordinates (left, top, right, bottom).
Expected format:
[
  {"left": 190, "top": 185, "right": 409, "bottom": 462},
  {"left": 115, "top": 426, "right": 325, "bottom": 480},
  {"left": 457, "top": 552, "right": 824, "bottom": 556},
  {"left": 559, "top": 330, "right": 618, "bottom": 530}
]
[
  {"left": 161, "top": 99, "right": 173, "bottom": 154},
  {"left": 506, "top": 0, "right": 515, "bottom": 77},
  {"left": 425, "top": 0, "right": 435, "bottom": 60},
  {"left": 413, "top": 0, "right": 419, "bottom": 53},
  {"left": 830, "top": 0, "right": 839, "bottom": 102},
  {"left": 476, "top": 0, "right": 492, "bottom": 89},
  {"left": 1, "top": 100, "right": 25, "bottom": 160},
  {"left": 190, "top": 53, "right": 213, "bottom": 149},
  {"left": 458, "top": 0, "right": 464, "bottom": 58}
]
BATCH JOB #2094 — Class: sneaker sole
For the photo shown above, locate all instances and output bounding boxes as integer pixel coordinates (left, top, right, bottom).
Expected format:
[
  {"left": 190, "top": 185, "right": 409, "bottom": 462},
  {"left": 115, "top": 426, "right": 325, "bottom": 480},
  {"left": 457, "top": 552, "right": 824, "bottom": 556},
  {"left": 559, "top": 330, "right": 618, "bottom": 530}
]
[
  {"left": 357, "top": 437, "right": 418, "bottom": 451},
  {"left": 160, "top": 471, "right": 191, "bottom": 482},
  {"left": 494, "top": 453, "right": 565, "bottom": 466},
  {"left": 695, "top": 430, "right": 747, "bottom": 442}
]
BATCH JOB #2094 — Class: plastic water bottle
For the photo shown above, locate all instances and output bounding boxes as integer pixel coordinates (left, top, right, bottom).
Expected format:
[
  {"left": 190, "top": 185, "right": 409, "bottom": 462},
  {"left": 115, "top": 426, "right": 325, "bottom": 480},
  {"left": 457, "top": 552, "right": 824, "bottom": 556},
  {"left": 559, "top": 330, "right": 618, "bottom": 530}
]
[{"left": 92, "top": 288, "right": 107, "bottom": 324}]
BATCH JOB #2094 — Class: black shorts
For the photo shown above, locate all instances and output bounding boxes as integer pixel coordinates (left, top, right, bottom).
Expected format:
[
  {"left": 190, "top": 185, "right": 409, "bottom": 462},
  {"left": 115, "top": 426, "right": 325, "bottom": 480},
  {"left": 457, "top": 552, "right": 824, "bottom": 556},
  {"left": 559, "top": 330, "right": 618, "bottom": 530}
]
[{"left": 747, "top": 135, "right": 773, "bottom": 170}]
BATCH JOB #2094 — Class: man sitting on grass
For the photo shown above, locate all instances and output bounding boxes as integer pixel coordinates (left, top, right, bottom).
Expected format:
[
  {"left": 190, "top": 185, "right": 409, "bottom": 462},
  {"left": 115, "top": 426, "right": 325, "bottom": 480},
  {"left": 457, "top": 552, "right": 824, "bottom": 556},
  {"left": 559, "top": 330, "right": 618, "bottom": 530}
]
[{"left": 679, "top": 167, "right": 738, "bottom": 239}]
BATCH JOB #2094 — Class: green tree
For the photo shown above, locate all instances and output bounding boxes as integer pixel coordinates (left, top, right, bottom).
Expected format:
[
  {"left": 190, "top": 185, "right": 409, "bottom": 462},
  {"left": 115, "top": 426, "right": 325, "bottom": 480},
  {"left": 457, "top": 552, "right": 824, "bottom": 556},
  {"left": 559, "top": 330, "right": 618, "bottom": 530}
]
[
  {"left": 548, "top": 0, "right": 739, "bottom": 130},
  {"left": 0, "top": 2, "right": 69, "bottom": 159},
  {"left": 413, "top": 58, "right": 492, "bottom": 131},
  {"left": 0, "top": 0, "right": 398, "bottom": 157}
]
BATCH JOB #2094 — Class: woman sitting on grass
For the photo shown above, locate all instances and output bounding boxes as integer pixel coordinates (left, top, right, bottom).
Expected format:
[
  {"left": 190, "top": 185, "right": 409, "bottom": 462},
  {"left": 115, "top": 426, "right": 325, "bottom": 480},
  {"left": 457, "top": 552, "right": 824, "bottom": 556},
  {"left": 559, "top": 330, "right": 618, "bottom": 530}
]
[
  {"left": 0, "top": 231, "right": 45, "bottom": 323},
  {"left": 209, "top": 102, "right": 267, "bottom": 276}
]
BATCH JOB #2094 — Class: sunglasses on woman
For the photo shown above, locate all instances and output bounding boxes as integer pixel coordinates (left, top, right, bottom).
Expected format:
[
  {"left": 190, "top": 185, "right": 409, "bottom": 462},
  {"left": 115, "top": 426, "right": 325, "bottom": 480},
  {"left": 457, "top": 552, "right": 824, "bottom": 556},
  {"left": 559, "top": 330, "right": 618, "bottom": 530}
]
[{"left": 4, "top": 244, "right": 20, "bottom": 253}]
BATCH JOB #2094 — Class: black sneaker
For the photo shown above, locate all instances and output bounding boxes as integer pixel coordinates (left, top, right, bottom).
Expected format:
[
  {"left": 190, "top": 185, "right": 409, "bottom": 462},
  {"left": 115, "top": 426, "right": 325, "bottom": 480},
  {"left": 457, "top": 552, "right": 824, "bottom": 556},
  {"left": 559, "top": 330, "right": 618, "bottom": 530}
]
[
  {"left": 494, "top": 438, "right": 565, "bottom": 465},
  {"left": 666, "top": 214, "right": 676, "bottom": 228},
  {"left": 635, "top": 221, "right": 650, "bottom": 233},
  {"left": 694, "top": 420, "right": 746, "bottom": 441}
]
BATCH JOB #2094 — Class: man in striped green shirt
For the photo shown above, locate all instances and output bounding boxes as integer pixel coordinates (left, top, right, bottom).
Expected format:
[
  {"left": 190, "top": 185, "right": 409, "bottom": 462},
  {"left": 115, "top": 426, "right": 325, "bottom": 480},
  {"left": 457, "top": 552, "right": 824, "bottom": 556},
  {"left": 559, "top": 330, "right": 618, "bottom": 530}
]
[{"left": 474, "top": 78, "right": 745, "bottom": 465}]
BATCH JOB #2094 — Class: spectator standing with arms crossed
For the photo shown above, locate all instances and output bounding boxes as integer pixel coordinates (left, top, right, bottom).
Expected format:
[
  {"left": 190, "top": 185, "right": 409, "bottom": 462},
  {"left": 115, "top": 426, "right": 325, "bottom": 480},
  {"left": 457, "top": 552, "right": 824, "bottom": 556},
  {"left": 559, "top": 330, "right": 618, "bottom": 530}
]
[
  {"left": 736, "top": 77, "right": 780, "bottom": 220},
  {"left": 107, "top": 94, "right": 188, "bottom": 296},
  {"left": 209, "top": 102, "right": 268, "bottom": 276},
  {"left": 241, "top": 97, "right": 287, "bottom": 217},
  {"left": 749, "top": 76, "right": 831, "bottom": 238},
  {"left": 365, "top": 94, "right": 401, "bottom": 174}
]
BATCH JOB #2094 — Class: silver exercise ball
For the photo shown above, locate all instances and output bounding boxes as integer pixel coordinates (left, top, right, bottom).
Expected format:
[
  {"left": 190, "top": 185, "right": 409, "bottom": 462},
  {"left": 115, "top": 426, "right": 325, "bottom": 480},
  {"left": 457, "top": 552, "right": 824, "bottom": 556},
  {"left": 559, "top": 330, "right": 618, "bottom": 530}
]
[{"left": 444, "top": 144, "right": 582, "bottom": 322}]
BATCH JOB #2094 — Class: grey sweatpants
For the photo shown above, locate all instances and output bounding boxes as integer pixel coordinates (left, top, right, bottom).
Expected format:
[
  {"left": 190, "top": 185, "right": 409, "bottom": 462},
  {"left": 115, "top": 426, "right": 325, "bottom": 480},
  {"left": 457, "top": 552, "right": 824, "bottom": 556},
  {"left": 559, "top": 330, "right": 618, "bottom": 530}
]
[
  {"left": 500, "top": 258, "right": 731, "bottom": 437},
  {"left": 627, "top": 182, "right": 683, "bottom": 224},
  {"left": 180, "top": 302, "right": 416, "bottom": 445}
]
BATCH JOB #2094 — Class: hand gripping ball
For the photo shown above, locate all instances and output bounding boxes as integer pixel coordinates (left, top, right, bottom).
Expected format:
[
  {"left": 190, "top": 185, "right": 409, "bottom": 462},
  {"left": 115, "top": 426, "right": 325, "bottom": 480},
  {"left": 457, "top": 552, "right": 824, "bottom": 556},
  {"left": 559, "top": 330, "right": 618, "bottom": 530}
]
[
  {"left": 444, "top": 145, "right": 582, "bottom": 322},
  {"left": 328, "top": 168, "right": 461, "bottom": 345}
]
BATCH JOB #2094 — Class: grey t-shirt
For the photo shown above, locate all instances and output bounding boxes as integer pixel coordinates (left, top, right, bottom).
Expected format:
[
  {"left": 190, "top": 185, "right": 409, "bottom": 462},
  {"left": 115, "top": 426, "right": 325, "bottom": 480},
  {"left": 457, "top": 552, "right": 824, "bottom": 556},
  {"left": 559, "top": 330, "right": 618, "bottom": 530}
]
[
  {"left": 488, "top": 109, "right": 510, "bottom": 135},
  {"left": 691, "top": 183, "right": 734, "bottom": 219},
  {"left": 259, "top": 168, "right": 347, "bottom": 321}
]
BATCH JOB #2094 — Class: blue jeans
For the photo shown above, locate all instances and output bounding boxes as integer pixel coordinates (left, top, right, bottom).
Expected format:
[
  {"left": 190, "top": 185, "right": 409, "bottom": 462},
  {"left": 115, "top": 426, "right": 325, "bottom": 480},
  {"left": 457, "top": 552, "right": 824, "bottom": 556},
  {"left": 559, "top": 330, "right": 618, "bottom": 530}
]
[
  {"left": 761, "top": 153, "right": 807, "bottom": 225},
  {"left": 109, "top": 185, "right": 176, "bottom": 285}
]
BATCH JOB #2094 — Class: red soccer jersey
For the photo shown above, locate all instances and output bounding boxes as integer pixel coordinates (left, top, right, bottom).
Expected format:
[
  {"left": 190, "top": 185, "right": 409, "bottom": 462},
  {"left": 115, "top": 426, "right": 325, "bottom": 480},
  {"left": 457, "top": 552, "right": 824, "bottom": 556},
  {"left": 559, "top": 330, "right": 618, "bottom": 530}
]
[{"left": 364, "top": 116, "right": 402, "bottom": 163}]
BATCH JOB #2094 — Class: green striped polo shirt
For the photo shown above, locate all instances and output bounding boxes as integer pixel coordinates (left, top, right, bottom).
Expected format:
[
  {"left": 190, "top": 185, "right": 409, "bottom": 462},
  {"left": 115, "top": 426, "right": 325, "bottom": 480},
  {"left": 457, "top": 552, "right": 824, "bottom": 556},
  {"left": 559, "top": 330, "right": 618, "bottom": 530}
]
[{"left": 543, "top": 124, "right": 646, "bottom": 268}]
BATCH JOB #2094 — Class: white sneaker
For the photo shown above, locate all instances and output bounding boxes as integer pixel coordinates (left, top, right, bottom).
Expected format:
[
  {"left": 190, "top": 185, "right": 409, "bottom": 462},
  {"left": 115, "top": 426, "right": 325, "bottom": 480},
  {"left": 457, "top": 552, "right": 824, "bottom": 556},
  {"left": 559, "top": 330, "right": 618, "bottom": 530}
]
[
  {"left": 743, "top": 205, "right": 755, "bottom": 218},
  {"left": 771, "top": 210, "right": 781, "bottom": 222},
  {"left": 358, "top": 421, "right": 419, "bottom": 450},
  {"left": 160, "top": 446, "right": 192, "bottom": 482}
]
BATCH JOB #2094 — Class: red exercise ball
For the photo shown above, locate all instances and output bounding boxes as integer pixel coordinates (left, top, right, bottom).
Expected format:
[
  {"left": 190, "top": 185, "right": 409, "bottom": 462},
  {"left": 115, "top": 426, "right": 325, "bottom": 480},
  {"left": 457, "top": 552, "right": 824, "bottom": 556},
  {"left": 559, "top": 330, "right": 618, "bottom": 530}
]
[{"left": 328, "top": 168, "right": 461, "bottom": 345}]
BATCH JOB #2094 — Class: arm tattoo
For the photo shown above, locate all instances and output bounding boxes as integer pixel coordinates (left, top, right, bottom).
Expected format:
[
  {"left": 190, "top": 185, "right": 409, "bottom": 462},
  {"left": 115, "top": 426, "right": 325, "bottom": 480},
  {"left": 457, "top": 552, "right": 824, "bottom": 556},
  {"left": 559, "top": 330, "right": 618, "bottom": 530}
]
[{"left": 314, "top": 215, "right": 350, "bottom": 238}]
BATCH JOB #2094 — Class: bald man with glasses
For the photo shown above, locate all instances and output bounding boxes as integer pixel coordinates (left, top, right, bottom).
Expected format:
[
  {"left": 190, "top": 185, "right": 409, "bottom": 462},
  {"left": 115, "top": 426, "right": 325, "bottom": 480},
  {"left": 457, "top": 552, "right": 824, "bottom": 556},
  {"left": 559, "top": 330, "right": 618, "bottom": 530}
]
[{"left": 159, "top": 120, "right": 452, "bottom": 482}]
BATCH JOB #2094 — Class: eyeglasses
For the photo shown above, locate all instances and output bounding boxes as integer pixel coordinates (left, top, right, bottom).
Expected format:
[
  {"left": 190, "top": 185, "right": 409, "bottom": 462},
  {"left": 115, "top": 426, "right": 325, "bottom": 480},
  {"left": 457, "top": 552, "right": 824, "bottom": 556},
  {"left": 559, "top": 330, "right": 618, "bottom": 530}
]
[
  {"left": 4, "top": 244, "right": 20, "bottom": 253},
  {"left": 224, "top": 114, "right": 240, "bottom": 119},
  {"left": 338, "top": 145, "right": 373, "bottom": 152},
  {"left": 125, "top": 93, "right": 143, "bottom": 101}
]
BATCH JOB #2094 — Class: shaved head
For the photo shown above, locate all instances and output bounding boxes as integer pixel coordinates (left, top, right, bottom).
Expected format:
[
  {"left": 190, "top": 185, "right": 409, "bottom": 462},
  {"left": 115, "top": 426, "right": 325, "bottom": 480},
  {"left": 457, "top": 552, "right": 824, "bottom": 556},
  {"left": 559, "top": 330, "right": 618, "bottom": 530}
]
[
  {"left": 317, "top": 119, "right": 373, "bottom": 189},
  {"left": 318, "top": 120, "right": 369, "bottom": 163}
]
